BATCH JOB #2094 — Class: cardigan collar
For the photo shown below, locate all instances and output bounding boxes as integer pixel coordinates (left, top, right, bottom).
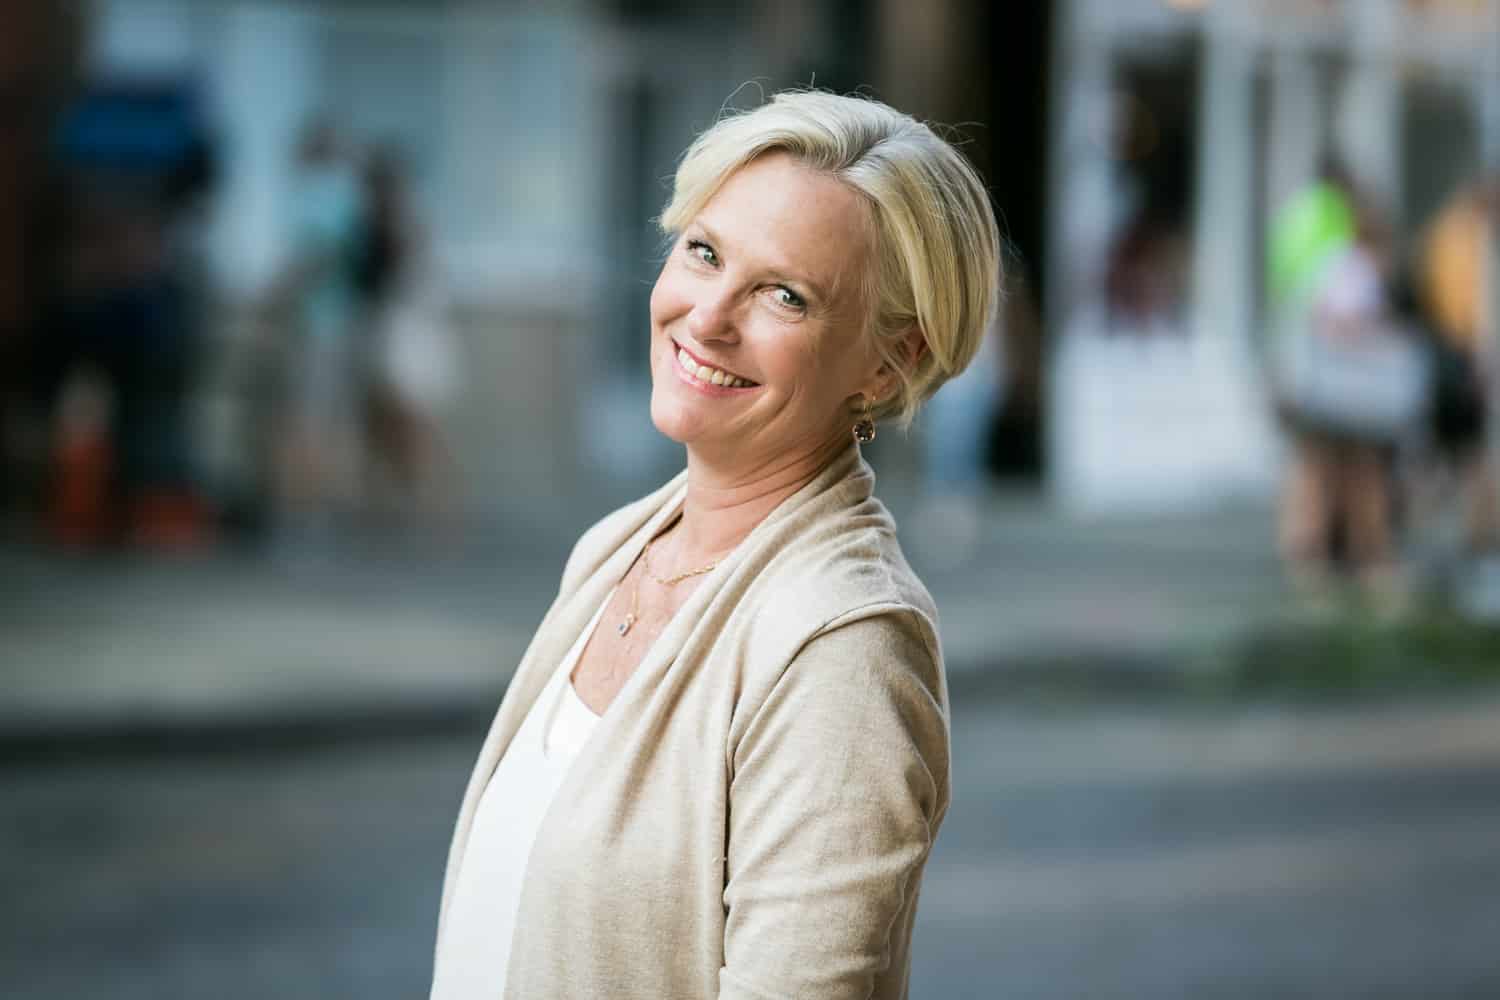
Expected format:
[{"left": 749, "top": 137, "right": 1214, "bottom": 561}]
[{"left": 510, "top": 441, "right": 869, "bottom": 748}]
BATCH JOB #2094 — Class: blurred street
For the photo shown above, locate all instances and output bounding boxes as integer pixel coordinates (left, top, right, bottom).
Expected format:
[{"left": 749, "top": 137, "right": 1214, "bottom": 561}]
[
  {"left": 7, "top": 497, "right": 1500, "bottom": 996},
  {"left": 7, "top": 693, "right": 1500, "bottom": 998},
  {"left": 919, "top": 696, "right": 1500, "bottom": 999}
]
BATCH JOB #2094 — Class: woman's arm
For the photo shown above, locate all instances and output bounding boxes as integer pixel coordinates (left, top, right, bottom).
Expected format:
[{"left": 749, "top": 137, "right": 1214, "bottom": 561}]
[{"left": 721, "top": 609, "right": 950, "bottom": 1000}]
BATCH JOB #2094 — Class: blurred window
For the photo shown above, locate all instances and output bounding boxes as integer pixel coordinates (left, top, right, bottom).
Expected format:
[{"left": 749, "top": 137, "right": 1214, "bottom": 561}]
[{"left": 319, "top": 10, "right": 597, "bottom": 291}]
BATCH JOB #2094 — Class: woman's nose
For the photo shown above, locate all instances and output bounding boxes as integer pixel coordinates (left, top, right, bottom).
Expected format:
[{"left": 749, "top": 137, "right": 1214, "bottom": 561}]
[{"left": 686, "top": 290, "right": 739, "bottom": 343}]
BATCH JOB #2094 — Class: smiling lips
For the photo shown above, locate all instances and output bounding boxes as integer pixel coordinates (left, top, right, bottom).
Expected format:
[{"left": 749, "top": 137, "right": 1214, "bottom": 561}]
[{"left": 675, "top": 344, "right": 758, "bottom": 388}]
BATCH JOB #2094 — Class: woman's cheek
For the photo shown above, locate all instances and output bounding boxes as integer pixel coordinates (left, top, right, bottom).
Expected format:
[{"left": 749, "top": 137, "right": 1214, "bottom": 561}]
[{"left": 649, "top": 262, "right": 690, "bottom": 329}]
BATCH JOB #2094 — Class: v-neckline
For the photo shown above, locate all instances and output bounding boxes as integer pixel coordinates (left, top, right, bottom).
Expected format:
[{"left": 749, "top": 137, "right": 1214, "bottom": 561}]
[
  {"left": 535, "top": 588, "right": 613, "bottom": 761},
  {"left": 570, "top": 508, "right": 692, "bottom": 717}
]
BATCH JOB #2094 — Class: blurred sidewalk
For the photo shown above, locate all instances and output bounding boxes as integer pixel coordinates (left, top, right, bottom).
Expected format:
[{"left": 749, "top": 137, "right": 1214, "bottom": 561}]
[
  {"left": 1, "top": 497, "right": 1292, "bottom": 746},
  {"left": 907, "top": 494, "right": 1290, "bottom": 688}
]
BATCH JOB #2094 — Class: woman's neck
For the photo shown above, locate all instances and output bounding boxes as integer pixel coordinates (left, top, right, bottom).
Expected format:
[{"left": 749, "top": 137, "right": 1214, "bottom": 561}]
[{"left": 669, "top": 433, "right": 853, "bottom": 563}]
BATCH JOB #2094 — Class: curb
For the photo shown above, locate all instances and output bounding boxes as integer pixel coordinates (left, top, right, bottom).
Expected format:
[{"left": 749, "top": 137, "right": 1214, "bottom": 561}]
[
  {"left": 0, "top": 697, "right": 499, "bottom": 765},
  {"left": 1, "top": 653, "right": 1212, "bottom": 764},
  {"left": 18, "top": 612, "right": 1496, "bottom": 763}
]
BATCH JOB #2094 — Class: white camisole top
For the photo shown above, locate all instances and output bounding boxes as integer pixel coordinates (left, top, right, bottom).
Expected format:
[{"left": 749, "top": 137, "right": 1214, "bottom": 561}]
[{"left": 429, "top": 590, "right": 611, "bottom": 1000}]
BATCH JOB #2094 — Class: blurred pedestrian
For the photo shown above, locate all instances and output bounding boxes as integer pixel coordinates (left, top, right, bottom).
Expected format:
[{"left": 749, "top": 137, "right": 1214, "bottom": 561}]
[
  {"left": 1419, "top": 176, "right": 1500, "bottom": 560},
  {"left": 1270, "top": 163, "right": 1354, "bottom": 594},
  {"left": 353, "top": 146, "right": 458, "bottom": 535},
  {"left": 268, "top": 120, "right": 364, "bottom": 539},
  {"left": 42, "top": 145, "right": 214, "bottom": 549},
  {"left": 429, "top": 91, "right": 999, "bottom": 1000},
  {"left": 1272, "top": 173, "right": 1426, "bottom": 602},
  {"left": 1267, "top": 161, "right": 1355, "bottom": 314}
]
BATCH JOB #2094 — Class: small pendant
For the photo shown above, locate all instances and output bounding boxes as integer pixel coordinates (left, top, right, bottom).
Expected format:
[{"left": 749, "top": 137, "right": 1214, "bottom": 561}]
[{"left": 617, "top": 615, "right": 636, "bottom": 636}]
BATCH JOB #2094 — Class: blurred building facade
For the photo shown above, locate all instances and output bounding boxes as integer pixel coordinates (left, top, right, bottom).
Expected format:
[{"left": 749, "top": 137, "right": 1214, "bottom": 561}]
[
  {"left": 66, "top": 0, "right": 1029, "bottom": 540},
  {"left": 86, "top": 0, "right": 779, "bottom": 531},
  {"left": 0, "top": 5, "right": 84, "bottom": 521},
  {"left": 1049, "top": 0, "right": 1500, "bottom": 513},
  {"left": 36, "top": 0, "right": 1499, "bottom": 538}
]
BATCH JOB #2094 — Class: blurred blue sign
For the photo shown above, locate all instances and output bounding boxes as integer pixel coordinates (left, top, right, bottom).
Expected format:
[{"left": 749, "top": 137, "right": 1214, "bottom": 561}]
[{"left": 55, "top": 80, "right": 205, "bottom": 175}]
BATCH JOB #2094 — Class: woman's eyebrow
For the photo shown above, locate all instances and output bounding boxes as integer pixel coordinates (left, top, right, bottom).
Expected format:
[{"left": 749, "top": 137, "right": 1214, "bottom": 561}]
[{"left": 691, "top": 219, "right": 724, "bottom": 247}]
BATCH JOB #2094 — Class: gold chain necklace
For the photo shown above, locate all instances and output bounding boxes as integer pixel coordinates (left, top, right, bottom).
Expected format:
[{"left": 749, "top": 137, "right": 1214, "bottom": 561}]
[
  {"left": 643, "top": 538, "right": 721, "bottom": 586},
  {"left": 616, "top": 533, "right": 720, "bottom": 637}
]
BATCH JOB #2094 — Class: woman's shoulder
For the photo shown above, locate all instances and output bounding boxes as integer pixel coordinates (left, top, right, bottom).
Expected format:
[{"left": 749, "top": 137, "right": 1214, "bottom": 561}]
[
  {"left": 727, "top": 538, "right": 948, "bottom": 799},
  {"left": 735, "top": 495, "right": 942, "bottom": 681},
  {"left": 766, "top": 521, "right": 935, "bottom": 627},
  {"left": 769, "top": 481, "right": 934, "bottom": 601}
]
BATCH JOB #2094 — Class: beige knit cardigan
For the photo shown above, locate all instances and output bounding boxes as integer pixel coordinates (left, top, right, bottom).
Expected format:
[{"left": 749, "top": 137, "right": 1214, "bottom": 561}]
[{"left": 432, "top": 445, "right": 951, "bottom": 999}]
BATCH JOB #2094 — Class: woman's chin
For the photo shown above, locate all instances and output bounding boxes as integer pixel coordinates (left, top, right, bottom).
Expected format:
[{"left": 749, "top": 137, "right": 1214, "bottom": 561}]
[{"left": 649, "top": 392, "right": 699, "bottom": 445}]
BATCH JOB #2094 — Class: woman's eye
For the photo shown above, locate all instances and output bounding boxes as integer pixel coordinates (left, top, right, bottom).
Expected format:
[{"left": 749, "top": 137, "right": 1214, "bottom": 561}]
[
  {"left": 772, "top": 286, "right": 806, "bottom": 311},
  {"left": 685, "top": 239, "right": 718, "bottom": 267}
]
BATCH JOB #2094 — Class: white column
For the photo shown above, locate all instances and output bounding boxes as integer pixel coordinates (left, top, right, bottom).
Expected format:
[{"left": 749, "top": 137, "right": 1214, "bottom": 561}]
[
  {"left": 1046, "top": 2, "right": 1115, "bottom": 338},
  {"left": 1182, "top": 11, "right": 1278, "bottom": 503},
  {"left": 438, "top": 7, "right": 508, "bottom": 269},
  {"left": 1479, "top": 1, "right": 1500, "bottom": 170},
  {"left": 1189, "top": 21, "right": 1255, "bottom": 362},
  {"left": 208, "top": 2, "right": 321, "bottom": 299},
  {"left": 1265, "top": 47, "right": 1325, "bottom": 223},
  {"left": 1333, "top": 0, "right": 1402, "bottom": 221},
  {"left": 89, "top": 0, "right": 201, "bottom": 74}
]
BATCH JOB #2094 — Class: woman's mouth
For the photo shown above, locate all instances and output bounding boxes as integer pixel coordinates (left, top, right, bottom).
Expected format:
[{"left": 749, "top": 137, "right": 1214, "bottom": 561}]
[{"left": 673, "top": 342, "right": 759, "bottom": 389}]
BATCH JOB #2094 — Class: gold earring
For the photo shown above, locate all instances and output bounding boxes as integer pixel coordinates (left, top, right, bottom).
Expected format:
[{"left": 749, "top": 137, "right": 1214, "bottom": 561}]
[{"left": 852, "top": 396, "right": 876, "bottom": 444}]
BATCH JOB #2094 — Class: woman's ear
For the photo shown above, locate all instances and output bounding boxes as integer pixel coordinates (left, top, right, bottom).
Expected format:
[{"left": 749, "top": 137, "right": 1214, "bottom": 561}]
[
  {"left": 870, "top": 326, "right": 928, "bottom": 400},
  {"left": 897, "top": 326, "right": 929, "bottom": 369}
]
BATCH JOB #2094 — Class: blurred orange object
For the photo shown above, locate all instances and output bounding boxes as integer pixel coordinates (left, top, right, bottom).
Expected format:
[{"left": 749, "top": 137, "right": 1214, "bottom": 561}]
[
  {"left": 48, "top": 376, "right": 114, "bottom": 547},
  {"left": 129, "top": 490, "right": 214, "bottom": 551},
  {"left": 49, "top": 424, "right": 113, "bottom": 547},
  {"left": 1422, "top": 184, "right": 1492, "bottom": 353}
]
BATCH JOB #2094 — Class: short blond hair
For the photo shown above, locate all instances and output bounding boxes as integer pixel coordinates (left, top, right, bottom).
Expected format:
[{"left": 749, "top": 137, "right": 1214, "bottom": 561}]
[{"left": 660, "top": 90, "right": 1001, "bottom": 426}]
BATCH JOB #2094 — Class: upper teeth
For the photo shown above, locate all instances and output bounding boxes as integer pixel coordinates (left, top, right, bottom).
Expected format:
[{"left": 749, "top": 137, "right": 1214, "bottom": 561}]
[{"left": 678, "top": 348, "right": 752, "bottom": 388}]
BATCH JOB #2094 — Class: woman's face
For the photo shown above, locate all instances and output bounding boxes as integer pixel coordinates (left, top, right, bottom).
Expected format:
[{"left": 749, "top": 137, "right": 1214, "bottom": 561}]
[{"left": 648, "top": 152, "right": 882, "bottom": 469}]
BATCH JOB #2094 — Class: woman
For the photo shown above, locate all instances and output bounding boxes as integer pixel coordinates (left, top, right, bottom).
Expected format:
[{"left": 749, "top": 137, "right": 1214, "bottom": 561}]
[
  {"left": 430, "top": 91, "right": 1000, "bottom": 999},
  {"left": 1278, "top": 196, "right": 1414, "bottom": 600},
  {"left": 1421, "top": 178, "right": 1499, "bottom": 560},
  {"left": 269, "top": 122, "right": 364, "bottom": 529}
]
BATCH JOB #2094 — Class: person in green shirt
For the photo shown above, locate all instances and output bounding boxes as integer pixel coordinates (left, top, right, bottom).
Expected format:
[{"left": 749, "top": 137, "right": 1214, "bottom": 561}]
[{"left": 1267, "top": 161, "right": 1356, "bottom": 310}]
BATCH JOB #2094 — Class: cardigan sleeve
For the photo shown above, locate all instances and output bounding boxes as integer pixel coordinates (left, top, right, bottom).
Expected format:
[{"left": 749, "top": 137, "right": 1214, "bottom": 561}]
[{"left": 719, "top": 609, "right": 951, "bottom": 1000}]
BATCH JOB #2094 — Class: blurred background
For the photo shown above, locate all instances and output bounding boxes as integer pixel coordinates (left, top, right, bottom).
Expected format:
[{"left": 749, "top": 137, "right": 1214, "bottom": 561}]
[{"left": 4, "top": 0, "right": 1500, "bottom": 996}]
